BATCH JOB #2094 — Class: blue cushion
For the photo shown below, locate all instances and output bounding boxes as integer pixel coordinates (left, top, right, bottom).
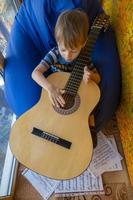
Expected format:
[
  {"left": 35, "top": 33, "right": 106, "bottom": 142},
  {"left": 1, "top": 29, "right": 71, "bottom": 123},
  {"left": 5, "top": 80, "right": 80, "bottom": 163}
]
[{"left": 3, "top": 0, "right": 121, "bottom": 132}]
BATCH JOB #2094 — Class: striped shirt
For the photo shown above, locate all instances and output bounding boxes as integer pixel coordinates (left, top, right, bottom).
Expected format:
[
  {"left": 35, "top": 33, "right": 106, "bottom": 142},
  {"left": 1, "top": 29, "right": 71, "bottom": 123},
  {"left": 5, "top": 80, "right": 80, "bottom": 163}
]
[
  {"left": 40, "top": 46, "right": 96, "bottom": 72},
  {"left": 40, "top": 47, "right": 75, "bottom": 72}
]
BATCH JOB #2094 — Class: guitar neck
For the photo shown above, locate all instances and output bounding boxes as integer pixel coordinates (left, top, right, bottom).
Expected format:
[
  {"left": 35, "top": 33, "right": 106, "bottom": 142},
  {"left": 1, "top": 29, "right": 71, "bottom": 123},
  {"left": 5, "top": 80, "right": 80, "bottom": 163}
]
[{"left": 65, "top": 27, "right": 101, "bottom": 96}]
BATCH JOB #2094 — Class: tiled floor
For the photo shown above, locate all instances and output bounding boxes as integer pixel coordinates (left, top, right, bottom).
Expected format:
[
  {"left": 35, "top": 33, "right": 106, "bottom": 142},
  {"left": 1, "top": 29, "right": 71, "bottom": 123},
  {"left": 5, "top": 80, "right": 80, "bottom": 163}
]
[{"left": 0, "top": 82, "right": 13, "bottom": 183}]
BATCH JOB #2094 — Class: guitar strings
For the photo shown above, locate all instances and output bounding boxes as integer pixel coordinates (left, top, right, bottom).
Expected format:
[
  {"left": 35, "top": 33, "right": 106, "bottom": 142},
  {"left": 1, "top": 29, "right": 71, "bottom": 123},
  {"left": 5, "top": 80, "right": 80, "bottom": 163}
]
[
  {"left": 56, "top": 15, "right": 107, "bottom": 108},
  {"left": 61, "top": 27, "right": 101, "bottom": 109}
]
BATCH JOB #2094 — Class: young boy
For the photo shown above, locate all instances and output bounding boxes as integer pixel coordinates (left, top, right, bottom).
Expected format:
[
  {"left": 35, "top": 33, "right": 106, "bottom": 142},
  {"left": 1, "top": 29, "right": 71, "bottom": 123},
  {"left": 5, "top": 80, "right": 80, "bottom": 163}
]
[{"left": 32, "top": 9, "right": 101, "bottom": 148}]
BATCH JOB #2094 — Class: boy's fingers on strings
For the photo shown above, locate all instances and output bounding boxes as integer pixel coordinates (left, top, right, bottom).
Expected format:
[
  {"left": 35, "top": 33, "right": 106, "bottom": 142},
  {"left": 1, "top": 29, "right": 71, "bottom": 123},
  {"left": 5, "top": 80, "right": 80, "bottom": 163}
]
[
  {"left": 53, "top": 96, "right": 60, "bottom": 108},
  {"left": 59, "top": 89, "right": 66, "bottom": 104},
  {"left": 53, "top": 89, "right": 65, "bottom": 107},
  {"left": 56, "top": 95, "right": 65, "bottom": 107},
  {"left": 49, "top": 95, "right": 56, "bottom": 107},
  {"left": 84, "top": 66, "right": 88, "bottom": 72}
]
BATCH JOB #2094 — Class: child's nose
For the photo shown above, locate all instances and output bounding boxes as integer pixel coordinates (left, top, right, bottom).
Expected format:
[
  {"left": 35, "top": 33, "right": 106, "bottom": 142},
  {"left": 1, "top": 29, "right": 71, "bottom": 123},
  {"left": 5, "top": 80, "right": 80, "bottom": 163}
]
[{"left": 65, "top": 52, "right": 72, "bottom": 59}]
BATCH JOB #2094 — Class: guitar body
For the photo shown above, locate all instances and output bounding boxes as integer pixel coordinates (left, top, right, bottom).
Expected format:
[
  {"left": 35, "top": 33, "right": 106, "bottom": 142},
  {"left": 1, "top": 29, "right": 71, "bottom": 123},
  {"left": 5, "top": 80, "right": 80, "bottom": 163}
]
[
  {"left": 9, "top": 13, "right": 110, "bottom": 180},
  {"left": 9, "top": 72, "right": 100, "bottom": 180}
]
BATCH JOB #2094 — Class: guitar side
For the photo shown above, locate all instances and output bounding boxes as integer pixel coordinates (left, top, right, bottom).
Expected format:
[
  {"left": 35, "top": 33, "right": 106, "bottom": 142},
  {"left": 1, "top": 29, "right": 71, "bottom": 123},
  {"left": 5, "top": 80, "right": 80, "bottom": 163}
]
[{"left": 9, "top": 72, "right": 100, "bottom": 180}]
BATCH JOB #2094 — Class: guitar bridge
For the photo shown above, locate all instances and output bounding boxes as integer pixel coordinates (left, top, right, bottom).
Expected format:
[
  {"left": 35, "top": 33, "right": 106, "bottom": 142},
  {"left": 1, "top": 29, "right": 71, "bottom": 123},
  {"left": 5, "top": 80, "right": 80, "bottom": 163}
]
[{"left": 31, "top": 127, "right": 72, "bottom": 149}]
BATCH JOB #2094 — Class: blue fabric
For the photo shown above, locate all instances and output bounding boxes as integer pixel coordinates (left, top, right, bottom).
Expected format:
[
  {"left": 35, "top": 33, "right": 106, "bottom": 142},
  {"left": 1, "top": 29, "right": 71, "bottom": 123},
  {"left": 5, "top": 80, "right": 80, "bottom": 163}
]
[{"left": 3, "top": 0, "right": 121, "bottom": 132}]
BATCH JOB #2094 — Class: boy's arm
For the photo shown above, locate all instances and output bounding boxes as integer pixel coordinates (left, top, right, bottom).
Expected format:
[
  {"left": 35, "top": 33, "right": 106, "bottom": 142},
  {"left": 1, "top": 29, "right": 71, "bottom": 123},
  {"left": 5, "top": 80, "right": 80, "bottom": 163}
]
[
  {"left": 31, "top": 63, "right": 53, "bottom": 92},
  {"left": 32, "top": 47, "right": 59, "bottom": 91},
  {"left": 32, "top": 63, "right": 65, "bottom": 108}
]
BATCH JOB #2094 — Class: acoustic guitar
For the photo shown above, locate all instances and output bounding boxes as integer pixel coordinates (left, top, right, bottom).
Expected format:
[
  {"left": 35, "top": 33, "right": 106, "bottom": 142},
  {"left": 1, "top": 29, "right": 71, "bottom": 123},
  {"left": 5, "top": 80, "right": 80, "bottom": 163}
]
[{"left": 9, "top": 13, "right": 109, "bottom": 180}]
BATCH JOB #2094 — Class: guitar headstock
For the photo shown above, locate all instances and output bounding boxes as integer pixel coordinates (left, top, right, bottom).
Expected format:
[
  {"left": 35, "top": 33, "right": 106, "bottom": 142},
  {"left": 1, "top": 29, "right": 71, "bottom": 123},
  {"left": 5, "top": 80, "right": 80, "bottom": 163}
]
[{"left": 91, "top": 13, "right": 110, "bottom": 32}]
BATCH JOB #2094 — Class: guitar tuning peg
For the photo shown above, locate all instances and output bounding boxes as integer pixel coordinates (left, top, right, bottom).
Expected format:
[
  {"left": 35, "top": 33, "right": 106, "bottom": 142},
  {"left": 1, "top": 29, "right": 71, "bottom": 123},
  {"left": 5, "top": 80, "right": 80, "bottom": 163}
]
[{"left": 104, "top": 22, "right": 110, "bottom": 32}]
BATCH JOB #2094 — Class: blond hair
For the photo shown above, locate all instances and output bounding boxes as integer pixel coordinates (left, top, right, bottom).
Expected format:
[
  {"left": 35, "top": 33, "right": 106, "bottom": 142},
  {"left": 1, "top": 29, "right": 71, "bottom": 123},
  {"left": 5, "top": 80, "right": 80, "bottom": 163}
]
[{"left": 54, "top": 9, "right": 89, "bottom": 49}]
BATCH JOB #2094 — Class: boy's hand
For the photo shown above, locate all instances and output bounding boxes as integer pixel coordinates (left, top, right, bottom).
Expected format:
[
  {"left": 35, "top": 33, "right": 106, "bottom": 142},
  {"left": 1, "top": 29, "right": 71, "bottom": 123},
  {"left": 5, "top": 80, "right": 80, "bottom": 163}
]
[
  {"left": 83, "top": 66, "right": 101, "bottom": 84},
  {"left": 83, "top": 66, "right": 94, "bottom": 84},
  {"left": 47, "top": 84, "right": 65, "bottom": 108}
]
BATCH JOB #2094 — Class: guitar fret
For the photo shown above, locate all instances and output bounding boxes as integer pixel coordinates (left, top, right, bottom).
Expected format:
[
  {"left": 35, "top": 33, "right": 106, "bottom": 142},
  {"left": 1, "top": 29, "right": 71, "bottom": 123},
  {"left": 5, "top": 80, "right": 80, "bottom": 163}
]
[
  {"left": 73, "top": 68, "right": 83, "bottom": 73},
  {"left": 68, "top": 71, "right": 82, "bottom": 79},
  {"left": 73, "top": 65, "right": 84, "bottom": 73},
  {"left": 67, "top": 81, "right": 79, "bottom": 88},
  {"left": 89, "top": 31, "right": 100, "bottom": 38},
  {"left": 64, "top": 13, "right": 109, "bottom": 96},
  {"left": 72, "top": 70, "right": 83, "bottom": 75},
  {"left": 65, "top": 83, "right": 80, "bottom": 92},
  {"left": 76, "top": 57, "right": 92, "bottom": 65},
  {"left": 86, "top": 42, "right": 95, "bottom": 49},
  {"left": 77, "top": 53, "right": 90, "bottom": 65},
  {"left": 70, "top": 69, "right": 83, "bottom": 75},
  {"left": 67, "top": 77, "right": 81, "bottom": 83},
  {"left": 64, "top": 87, "right": 76, "bottom": 95},
  {"left": 76, "top": 61, "right": 90, "bottom": 67},
  {"left": 72, "top": 68, "right": 83, "bottom": 73},
  {"left": 72, "top": 75, "right": 82, "bottom": 80},
  {"left": 65, "top": 81, "right": 81, "bottom": 93},
  {"left": 66, "top": 82, "right": 81, "bottom": 89},
  {"left": 91, "top": 27, "right": 101, "bottom": 33},
  {"left": 66, "top": 90, "right": 77, "bottom": 96},
  {"left": 67, "top": 88, "right": 77, "bottom": 94},
  {"left": 86, "top": 42, "right": 94, "bottom": 49},
  {"left": 88, "top": 34, "right": 99, "bottom": 40},
  {"left": 76, "top": 58, "right": 87, "bottom": 63},
  {"left": 65, "top": 81, "right": 79, "bottom": 88},
  {"left": 77, "top": 55, "right": 90, "bottom": 60},
  {"left": 66, "top": 85, "right": 79, "bottom": 92},
  {"left": 73, "top": 65, "right": 84, "bottom": 71}
]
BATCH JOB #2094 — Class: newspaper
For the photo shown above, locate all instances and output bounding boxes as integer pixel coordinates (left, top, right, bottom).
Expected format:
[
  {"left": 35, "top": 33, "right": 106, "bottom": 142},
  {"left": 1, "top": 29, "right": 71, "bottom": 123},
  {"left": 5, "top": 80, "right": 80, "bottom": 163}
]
[{"left": 22, "top": 131, "right": 123, "bottom": 200}]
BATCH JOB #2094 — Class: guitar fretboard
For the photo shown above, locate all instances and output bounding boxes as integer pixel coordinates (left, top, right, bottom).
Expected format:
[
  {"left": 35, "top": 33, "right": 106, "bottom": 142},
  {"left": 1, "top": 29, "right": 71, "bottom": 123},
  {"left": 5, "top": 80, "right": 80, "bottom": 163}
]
[{"left": 64, "top": 26, "right": 102, "bottom": 96}]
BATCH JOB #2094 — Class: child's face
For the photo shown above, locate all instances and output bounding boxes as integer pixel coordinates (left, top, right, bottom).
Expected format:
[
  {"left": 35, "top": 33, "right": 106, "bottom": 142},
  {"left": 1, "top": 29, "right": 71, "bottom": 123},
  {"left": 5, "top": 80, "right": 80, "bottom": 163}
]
[{"left": 58, "top": 42, "right": 84, "bottom": 62}]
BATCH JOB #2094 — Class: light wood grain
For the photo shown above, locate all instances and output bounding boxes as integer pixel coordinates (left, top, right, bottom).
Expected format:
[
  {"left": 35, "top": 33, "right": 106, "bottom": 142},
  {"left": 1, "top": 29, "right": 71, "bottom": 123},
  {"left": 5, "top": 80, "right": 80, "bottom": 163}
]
[{"left": 9, "top": 72, "right": 100, "bottom": 180}]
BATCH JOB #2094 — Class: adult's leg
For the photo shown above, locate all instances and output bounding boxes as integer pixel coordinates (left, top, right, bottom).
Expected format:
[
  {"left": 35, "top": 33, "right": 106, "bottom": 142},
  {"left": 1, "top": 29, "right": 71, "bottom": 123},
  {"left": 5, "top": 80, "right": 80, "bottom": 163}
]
[{"left": 93, "top": 26, "right": 121, "bottom": 132}]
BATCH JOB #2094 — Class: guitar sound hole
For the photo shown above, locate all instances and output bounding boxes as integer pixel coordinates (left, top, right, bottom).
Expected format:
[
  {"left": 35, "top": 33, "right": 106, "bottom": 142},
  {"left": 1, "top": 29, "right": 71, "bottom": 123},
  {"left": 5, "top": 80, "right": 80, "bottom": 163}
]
[
  {"left": 53, "top": 94, "right": 80, "bottom": 115},
  {"left": 62, "top": 93, "right": 75, "bottom": 109}
]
